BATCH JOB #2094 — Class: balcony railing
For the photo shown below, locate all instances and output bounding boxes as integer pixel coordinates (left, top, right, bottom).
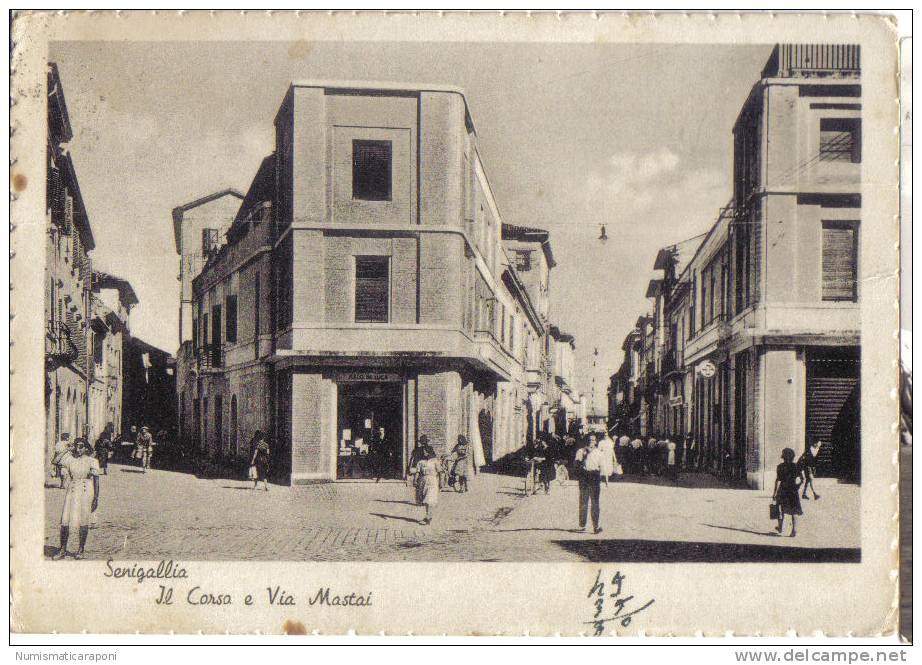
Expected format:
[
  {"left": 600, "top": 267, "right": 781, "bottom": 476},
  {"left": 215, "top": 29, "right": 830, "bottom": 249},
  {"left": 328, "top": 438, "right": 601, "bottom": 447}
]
[
  {"left": 46, "top": 320, "right": 78, "bottom": 368},
  {"left": 197, "top": 344, "right": 223, "bottom": 370},
  {"left": 662, "top": 349, "right": 678, "bottom": 376}
]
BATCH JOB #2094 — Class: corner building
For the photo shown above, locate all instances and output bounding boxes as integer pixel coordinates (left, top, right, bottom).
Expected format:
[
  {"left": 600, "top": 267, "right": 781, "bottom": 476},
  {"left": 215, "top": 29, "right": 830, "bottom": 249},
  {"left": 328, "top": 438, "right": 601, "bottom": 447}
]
[{"left": 186, "top": 82, "right": 546, "bottom": 483}]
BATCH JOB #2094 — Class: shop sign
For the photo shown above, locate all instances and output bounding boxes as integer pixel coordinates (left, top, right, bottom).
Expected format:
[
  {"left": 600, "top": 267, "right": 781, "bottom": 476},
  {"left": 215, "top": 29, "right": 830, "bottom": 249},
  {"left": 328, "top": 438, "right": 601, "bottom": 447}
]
[
  {"left": 697, "top": 360, "right": 717, "bottom": 378},
  {"left": 338, "top": 371, "right": 401, "bottom": 383}
]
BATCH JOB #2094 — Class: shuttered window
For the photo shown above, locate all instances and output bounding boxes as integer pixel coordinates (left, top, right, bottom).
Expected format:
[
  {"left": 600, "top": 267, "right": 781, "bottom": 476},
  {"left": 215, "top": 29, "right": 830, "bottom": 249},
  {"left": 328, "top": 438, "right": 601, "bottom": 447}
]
[
  {"left": 822, "top": 221, "right": 858, "bottom": 301},
  {"left": 354, "top": 256, "right": 389, "bottom": 323},
  {"left": 352, "top": 140, "right": 392, "bottom": 201},
  {"left": 819, "top": 118, "right": 861, "bottom": 163},
  {"left": 225, "top": 294, "right": 238, "bottom": 344}
]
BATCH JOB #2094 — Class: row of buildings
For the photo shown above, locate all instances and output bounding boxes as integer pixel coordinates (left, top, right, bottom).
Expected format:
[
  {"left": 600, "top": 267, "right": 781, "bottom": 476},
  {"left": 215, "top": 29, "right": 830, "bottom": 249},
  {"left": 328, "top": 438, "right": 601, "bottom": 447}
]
[
  {"left": 45, "top": 63, "right": 176, "bottom": 468},
  {"left": 608, "top": 44, "right": 863, "bottom": 490},
  {"left": 172, "top": 81, "right": 588, "bottom": 483}
]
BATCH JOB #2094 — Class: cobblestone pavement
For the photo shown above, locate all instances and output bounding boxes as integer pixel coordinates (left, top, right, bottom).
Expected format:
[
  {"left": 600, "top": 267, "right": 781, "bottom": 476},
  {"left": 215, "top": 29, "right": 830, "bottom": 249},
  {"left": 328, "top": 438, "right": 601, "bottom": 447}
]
[{"left": 44, "top": 463, "right": 861, "bottom": 562}]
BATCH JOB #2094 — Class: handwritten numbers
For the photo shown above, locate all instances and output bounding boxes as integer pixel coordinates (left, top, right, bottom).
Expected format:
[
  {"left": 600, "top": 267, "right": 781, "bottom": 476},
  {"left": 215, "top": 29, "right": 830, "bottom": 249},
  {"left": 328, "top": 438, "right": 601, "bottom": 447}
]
[{"left": 584, "top": 569, "right": 654, "bottom": 635}]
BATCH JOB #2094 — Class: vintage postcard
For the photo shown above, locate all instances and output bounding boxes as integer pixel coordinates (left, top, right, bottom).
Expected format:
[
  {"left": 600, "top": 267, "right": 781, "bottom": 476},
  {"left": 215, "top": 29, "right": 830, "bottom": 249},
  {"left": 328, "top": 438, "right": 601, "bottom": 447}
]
[{"left": 9, "top": 11, "right": 902, "bottom": 637}]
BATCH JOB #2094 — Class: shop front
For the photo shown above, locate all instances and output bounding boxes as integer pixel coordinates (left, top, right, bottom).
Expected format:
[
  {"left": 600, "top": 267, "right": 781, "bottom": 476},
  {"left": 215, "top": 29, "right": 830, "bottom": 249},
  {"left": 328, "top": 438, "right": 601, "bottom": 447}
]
[{"left": 335, "top": 372, "right": 404, "bottom": 480}]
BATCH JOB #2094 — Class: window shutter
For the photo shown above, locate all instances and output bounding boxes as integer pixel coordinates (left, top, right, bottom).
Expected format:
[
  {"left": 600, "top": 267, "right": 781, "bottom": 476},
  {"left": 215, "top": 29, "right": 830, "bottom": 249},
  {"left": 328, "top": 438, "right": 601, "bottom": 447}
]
[
  {"left": 354, "top": 256, "right": 389, "bottom": 323},
  {"left": 225, "top": 295, "right": 238, "bottom": 344},
  {"left": 822, "top": 222, "right": 857, "bottom": 301}
]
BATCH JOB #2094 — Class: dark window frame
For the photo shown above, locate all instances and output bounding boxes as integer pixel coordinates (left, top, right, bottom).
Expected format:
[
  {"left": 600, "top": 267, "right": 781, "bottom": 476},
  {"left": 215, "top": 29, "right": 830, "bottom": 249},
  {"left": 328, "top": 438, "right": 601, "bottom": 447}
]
[
  {"left": 819, "top": 117, "right": 861, "bottom": 164},
  {"left": 225, "top": 294, "right": 238, "bottom": 344},
  {"left": 352, "top": 139, "right": 393, "bottom": 201},
  {"left": 354, "top": 255, "right": 390, "bottom": 323},
  {"left": 821, "top": 220, "right": 859, "bottom": 302}
]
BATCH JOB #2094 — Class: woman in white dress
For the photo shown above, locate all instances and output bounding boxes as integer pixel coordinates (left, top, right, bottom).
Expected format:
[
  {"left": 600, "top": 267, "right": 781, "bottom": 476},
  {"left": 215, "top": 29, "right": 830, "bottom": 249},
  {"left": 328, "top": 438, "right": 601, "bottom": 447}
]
[
  {"left": 413, "top": 449, "right": 440, "bottom": 525},
  {"left": 597, "top": 431, "right": 616, "bottom": 485},
  {"left": 52, "top": 437, "right": 100, "bottom": 560}
]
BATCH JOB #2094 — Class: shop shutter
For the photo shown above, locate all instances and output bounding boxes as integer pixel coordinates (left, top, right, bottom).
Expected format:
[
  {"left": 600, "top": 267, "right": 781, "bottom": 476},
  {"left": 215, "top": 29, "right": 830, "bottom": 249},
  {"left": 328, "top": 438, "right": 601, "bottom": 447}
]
[
  {"left": 354, "top": 256, "right": 389, "bottom": 323},
  {"left": 806, "top": 359, "right": 859, "bottom": 476},
  {"left": 822, "top": 222, "right": 857, "bottom": 301}
]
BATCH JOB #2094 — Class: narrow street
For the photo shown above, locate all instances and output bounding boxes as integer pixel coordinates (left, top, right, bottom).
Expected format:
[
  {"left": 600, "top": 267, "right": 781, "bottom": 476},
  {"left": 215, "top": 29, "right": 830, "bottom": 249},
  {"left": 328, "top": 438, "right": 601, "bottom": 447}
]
[{"left": 45, "top": 463, "right": 860, "bottom": 563}]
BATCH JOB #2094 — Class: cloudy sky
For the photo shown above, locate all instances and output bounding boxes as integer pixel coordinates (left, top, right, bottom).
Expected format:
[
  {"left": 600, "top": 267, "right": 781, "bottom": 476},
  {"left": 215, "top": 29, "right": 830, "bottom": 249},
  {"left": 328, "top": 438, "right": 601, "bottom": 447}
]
[{"left": 50, "top": 40, "right": 773, "bottom": 406}]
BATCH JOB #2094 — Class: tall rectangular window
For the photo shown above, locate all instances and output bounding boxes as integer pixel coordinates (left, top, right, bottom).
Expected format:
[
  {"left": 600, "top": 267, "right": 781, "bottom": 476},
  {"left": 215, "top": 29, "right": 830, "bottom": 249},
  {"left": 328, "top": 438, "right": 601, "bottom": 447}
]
[
  {"left": 202, "top": 228, "right": 219, "bottom": 255},
  {"left": 822, "top": 220, "right": 859, "bottom": 301},
  {"left": 275, "top": 237, "right": 293, "bottom": 331},
  {"left": 211, "top": 304, "right": 222, "bottom": 366},
  {"left": 253, "top": 273, "right": 260, "bottom": 360},
  {"left": 354, "top": 256, "right": 390, "bottom": 323},
  {"left": 225, "top": 294, "right": 238, "bottom": 344},
  {"left": 689, "top": 276, "right": 697, "bottom": 337},
  {"left": 352, "top": 140, "right": 392, "bottom": 201},
  {"left": 819, "top": 117, "right": 861, "bottom": 163}
]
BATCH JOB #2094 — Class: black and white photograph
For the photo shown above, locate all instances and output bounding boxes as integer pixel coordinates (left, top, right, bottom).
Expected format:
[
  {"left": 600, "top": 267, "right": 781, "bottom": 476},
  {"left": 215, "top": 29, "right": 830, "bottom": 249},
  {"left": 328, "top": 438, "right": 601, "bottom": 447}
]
[{"left": 10, "top": 10, "right": 902, "bottom": 638}]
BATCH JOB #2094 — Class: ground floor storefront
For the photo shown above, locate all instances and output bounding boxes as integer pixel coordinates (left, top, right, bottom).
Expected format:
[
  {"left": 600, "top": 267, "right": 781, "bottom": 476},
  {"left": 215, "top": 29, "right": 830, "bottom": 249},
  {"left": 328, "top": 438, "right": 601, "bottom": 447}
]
[
  {"left": 189, "top": 357, "right": 533, "bottom": 484},
  {"left": 688, "top": 342, "right": 860, "bottom": 490}
]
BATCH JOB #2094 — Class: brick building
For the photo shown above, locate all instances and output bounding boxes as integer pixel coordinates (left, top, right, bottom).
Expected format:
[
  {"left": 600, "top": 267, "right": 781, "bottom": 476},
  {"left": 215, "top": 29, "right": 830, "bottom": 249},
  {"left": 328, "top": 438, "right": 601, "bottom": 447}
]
[
  {"left": 608, "top": 44, "right": 862, "bottom": 489},
  {"left": 175, "top": 81, "right": 555, "bottom": 482}
]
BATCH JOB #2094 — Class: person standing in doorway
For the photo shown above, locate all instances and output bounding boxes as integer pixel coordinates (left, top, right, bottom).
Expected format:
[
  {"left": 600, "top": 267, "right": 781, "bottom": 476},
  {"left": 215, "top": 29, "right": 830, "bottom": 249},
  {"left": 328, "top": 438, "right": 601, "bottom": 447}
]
[
  {"left": 51, "top": 437, "right": 100, "bottom": 560},
  {"left": 772, "top": 447, "right": 804, "bottom": 537},
  {"left": 412, "top": 446, "right": 440, "bottom": 525},
  {"left": 249, "top": 431, "right": 271, "bottom": 491},
  {"left": 799, "top": 440, "right": 822, "bottom": 500},
  {"left": 574, "top": 433, "right": 604, "bottom": 535},
  {"left": 371, "top": 426, "right": 392, "bottom": 483}
]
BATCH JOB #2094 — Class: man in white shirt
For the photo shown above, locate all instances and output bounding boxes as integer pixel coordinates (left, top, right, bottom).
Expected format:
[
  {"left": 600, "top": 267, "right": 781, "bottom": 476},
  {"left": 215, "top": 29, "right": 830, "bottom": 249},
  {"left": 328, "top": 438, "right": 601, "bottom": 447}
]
[{"left": 574, "top": 434, "right": 603, "bottom": 534}]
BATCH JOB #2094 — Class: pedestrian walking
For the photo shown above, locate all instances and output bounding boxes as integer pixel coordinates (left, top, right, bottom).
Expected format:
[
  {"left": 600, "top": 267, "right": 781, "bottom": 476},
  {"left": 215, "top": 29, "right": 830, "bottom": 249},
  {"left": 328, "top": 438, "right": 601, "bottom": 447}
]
[
  {"left": 412, "top": 446, "right": 440, "bottom": 525},
  {"left": 51, "top": 437, "right": 100, "bottom": 560},
  {"left": 451, "top": 435, "right": 472, "bottom": 493},
  {"left": 51, "top": 433, "right": 74, "bottom": 488},
  {"left": 248, "top": 431, "right": 271, "bottom": 491},
  {"left": 550, "top": 434, "right": 569, "bottom": 485},
  {"left": 408, "top": 435, "right": 434, "bottom": 504},
  {"left": 531, "top": 435, "right": 551, "bottom": 494},
  {"left": 597, "top": 431, "right": 616, "bottom": 486},
  {"left": 665, "top": 439, "right": 679, "bottom": 484},
  {"left": 94, "top": 423, "right": 114, "bottom": 476},
  {"left": 137, "top": 426, "right": 154, "bottom": 472},
  {"left": 772, "top": 448, "right": 804, "bottom": 537},
  {"left": 574, "top": 433, "right": 604, "bottom": 534},
  {"left": 799, "top": 440, "right": 822, "bottom": 500}
]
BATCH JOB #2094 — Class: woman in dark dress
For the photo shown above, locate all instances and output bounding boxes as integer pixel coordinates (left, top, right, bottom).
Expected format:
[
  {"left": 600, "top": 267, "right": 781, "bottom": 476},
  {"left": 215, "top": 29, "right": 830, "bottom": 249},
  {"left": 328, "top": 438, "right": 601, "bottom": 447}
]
[
  {"left": 249, "top": 431, "right": 271, "bottom": 492},
  {"left": 772, "top": 447, "right": 804, "bottom": 537}
]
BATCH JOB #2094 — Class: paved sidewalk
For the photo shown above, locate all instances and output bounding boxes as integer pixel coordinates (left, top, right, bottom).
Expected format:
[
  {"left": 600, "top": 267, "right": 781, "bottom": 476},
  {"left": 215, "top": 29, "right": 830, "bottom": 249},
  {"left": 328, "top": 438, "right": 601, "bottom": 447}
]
[{"left": 44, "top": 463, "right": 860, "bottom": 562}]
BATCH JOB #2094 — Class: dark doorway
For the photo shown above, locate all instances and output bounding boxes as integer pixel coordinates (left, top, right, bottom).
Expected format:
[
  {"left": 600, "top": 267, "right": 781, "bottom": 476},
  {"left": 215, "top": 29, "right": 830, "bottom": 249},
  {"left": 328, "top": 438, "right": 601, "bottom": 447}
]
[
  {"left": 336, "top": 381, "right": 403, "bottom": 480},
  {"left": 806, "top": 347, "right": 860, "bottom": 480},
  {"left": 479, "top": 408, "right": 494, "bottom": 463}
]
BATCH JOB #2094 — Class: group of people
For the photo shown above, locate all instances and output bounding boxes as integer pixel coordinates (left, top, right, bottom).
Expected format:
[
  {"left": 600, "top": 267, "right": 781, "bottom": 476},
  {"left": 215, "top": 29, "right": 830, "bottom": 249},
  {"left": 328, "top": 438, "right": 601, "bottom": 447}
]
[
  {"left": 525, "top": 429, "right": 637, "bottom": 495},
  {"left": 772, "top": 440, "right": 824, "bottom": 538},
  {"left": 48, "top": 422, "right": 163, "bottom": 560},
  {"left": 405, "top": 434, "right": 473, "bottom": 525}
]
